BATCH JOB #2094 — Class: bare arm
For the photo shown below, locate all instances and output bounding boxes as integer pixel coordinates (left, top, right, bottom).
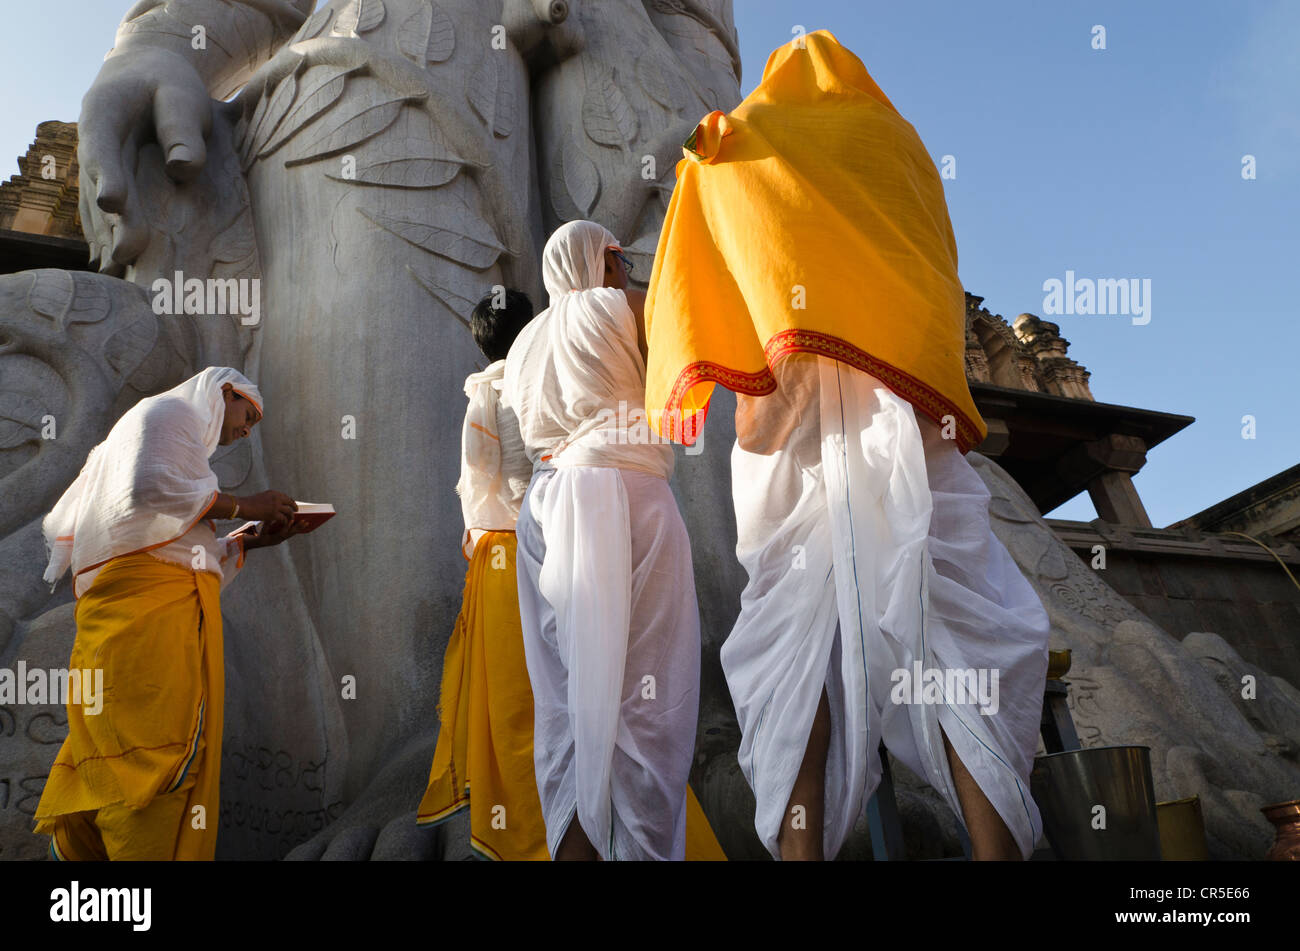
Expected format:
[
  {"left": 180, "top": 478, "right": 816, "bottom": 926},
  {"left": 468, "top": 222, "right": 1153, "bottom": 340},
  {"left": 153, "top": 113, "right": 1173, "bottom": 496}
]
[
  {"left": 624, "top": 288, "right": 649, "bottom": 365},
  {"left": 206, "top": 491, "right": 298, "bottom": 531}
]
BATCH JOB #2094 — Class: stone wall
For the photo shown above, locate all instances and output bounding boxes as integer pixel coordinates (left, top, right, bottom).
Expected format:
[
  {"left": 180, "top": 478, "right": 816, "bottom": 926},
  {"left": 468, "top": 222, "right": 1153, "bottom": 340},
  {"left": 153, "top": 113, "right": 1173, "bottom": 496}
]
[{"left": 1050, "top": 519, "right": 1300, "bottom": 687}]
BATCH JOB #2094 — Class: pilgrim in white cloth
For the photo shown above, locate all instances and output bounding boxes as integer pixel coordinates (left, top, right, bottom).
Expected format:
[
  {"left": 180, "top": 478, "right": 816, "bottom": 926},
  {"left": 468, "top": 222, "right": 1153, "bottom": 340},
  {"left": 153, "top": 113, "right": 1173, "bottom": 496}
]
[
  {"left": 35, "top": 367, "right": 303, "bottom": 860},
  {"left": 723, "top": 357, "right": 1051, "bottom": 861},
  {"left": 504, "top": 220, "right": 702, "bottom": 861}
]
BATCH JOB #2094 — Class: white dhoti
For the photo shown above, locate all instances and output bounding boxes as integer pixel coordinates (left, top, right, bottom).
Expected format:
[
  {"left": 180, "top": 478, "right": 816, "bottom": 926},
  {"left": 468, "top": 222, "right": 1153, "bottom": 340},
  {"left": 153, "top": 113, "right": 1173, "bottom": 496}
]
[
  {"left": 722, "top": 355, "right": 1050, "bottom": 859},
  {"left": 515, "top": 465, "right": 701, "bottom": 860}
]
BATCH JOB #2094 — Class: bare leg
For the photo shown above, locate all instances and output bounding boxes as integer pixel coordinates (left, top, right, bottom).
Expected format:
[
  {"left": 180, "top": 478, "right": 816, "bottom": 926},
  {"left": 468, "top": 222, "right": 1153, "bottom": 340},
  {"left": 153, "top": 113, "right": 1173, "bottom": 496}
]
[
  {"left": 941, "top": 730, "right": 1021, "bottom": 861},
  {"left": 777, "top": 689, "right": 831, "bottom": 861},
  {"left": 554, "top": 813, "right": 599, "bottom": 861}
]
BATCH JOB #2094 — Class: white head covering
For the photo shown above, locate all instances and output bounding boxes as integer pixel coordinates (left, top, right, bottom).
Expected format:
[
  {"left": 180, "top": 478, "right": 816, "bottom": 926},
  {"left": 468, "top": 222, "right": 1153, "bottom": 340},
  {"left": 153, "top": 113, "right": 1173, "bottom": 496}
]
[
  {"left": 41, "top": 367, "right": 263, "bottom": 588},
  {"left": 504, "top": 221, "right": 674, "bottom": 479},
  {"left": 542, "top": 219, "right": 614, "bottom": 299}
]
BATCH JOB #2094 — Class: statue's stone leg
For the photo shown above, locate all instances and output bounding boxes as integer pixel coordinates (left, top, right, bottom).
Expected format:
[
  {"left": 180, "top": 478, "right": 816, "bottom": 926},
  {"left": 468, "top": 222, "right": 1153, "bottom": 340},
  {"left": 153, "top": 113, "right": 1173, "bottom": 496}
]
[{"left": 235, "top": 42, "right": 536, "bottom": 856}]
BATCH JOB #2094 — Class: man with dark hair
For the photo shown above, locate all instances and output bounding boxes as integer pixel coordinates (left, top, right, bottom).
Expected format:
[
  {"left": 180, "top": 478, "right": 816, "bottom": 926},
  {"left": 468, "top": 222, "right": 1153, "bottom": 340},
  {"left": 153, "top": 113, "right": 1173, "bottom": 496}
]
[
  {"left": 471, "top": 290, "right": 535, "bottom": 363},
  {"left": 417, "top": 288, "right": 548, "bottom": 859}
]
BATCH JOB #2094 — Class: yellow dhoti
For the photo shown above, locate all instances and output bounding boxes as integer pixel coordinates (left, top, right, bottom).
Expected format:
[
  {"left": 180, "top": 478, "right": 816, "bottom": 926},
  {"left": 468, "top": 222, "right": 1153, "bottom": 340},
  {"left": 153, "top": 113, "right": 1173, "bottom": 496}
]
[
  {"left": 418, "top": 531, "right": 547, "bottom": 860},
  {"left": 36, "top": 553, "right": 224, "bottom": 861},
  {"left": 418, "top": 531, "right": 726, "bottom": 860}
]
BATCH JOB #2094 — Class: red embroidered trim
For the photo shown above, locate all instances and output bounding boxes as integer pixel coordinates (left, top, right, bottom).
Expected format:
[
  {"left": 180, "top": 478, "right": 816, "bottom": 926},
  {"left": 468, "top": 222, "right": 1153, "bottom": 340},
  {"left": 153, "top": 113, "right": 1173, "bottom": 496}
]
[{"left": 660, "top": 330, "right": 984, "bottom": 452}]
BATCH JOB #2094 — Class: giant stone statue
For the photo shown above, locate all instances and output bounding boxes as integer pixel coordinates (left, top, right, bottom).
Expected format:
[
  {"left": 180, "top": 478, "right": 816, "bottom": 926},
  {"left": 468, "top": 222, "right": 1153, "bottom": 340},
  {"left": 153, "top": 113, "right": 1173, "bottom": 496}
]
[{"left": 1, "top": 0, "right": 1297, "bottom": 861}]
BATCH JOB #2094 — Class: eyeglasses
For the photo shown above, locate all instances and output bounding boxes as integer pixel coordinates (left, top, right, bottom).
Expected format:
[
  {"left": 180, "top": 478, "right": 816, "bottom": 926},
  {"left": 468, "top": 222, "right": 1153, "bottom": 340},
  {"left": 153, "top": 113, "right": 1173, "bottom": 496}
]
[{"left": 609, "top": 248, "right": 633, "bottom": 275}]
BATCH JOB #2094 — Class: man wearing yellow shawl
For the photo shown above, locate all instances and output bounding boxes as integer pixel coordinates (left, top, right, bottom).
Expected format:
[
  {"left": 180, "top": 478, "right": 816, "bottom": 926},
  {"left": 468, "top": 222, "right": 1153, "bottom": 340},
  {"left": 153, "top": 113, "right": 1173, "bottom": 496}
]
[
  {"left": 644, "top": 32, "right": 1050, "bottom": 861},
  {"left": 35, "top": 367, "right": 302, "bottom": 860}
]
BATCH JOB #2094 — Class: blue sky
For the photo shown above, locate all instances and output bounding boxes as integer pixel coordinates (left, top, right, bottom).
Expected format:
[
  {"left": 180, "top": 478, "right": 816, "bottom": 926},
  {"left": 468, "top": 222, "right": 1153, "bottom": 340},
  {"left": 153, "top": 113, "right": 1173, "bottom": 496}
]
[{"left": 2, "top": 1, "right": 1296, "bottom": 526}]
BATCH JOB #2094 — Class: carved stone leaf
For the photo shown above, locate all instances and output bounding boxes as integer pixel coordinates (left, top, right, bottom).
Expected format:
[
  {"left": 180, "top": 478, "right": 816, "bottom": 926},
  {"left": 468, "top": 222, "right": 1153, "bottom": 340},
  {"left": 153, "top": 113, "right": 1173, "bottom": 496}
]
[
  {"left": 635, "top": 52, "right": 675, "bottom": 109},
  {"left": 360, "top": 206, "right": 508, "bottom": 270},
  {"left": 210, "top": 213, "right": 258, "bottom": 264},
  {"left": 104, "top": 313, "right": 159, "bottom": 380},
  {"left": 243, "top": 86, "right": 274, "bottom": 164},
  {"left": 467, "top": 56, "right": 515, "bottom": 139},
  {"left": 467, "top": 57, "right": 497, "bottom": 128},
  {"left": 324, "top": 106, "right": 465, "bottom": 187},
  {"left": 257, "top": 66, "right": 353, "bottom": 159},
  {"left": 246, "top": 71, "right": 298, "bottom": 160},
  {"left": 0, "top": 392, "right": 44, "bottom": 450},
  {"left": 295, "top": 5, "right": 333, "bottom": 41},
  {"left": 330, "top": 157, "right": 458, "bottom": 188},
  {"left": 64, "top": 276, "right": 112, "bottom": 328},
  {"left": 28, "top": 269, "right": 74, "bottom": 324},
  {"left": 398, "top": 1, "right": 456, "bottom": 64},
  {"left": 1034, "top": 542, "right": 1073, "bottom": 582},
  {"left": 548, "top": 159, "right": 579, "bottom": 221},
  {"left": 426, "top": 2, "right": 456, "bottom": 62},
  {"left": 494, "top": 80, "right": 515, "bottom": 139},
  {"left": 407, "top": 266, "right": 475, "bottom": 330},
  {"left": 27, "top": 271, "right": 108, "bottom": 330},
  {"left": 583, "top": 65, "right": 638, "bottom": 149},
  {"left": 284, "top": 86, "right": 409, "bottom": 166},
  {"left": 988, "top": 490, "right": 1038, "bottom": 524},
  {"left": 333, "top": 0, "right": 386, "bottom": 35},
  {"left": 561, "top": 139, "right": 600, "bottom": 216}
]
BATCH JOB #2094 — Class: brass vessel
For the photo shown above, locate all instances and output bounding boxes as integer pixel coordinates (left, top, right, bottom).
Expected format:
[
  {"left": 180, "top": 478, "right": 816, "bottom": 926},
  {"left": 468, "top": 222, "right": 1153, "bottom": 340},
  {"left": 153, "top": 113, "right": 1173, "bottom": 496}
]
[
  {"left": 1046, "top": 649, "right": 1072, "bottom": 681},
  {"left": 1156, "top": 796, "right": 1209, "bottom": 861}
]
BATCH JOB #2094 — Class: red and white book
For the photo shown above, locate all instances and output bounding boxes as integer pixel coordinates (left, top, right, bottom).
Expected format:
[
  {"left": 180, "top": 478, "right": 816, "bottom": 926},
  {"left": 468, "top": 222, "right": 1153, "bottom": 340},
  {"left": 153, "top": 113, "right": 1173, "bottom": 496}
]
[{"left": 234, "top": 502, "right": 336, "bottom": 537}]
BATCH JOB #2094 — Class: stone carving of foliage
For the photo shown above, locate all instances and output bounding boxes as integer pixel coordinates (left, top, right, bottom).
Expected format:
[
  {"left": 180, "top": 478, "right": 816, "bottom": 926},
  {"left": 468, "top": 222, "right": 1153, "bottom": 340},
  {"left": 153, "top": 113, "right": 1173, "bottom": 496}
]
[
  {"left": 635, "top": 51, "right": 677, "bottom": 111},
  {"left": 284, "top": 77, "right": 417, "bottom": 166},
  {"left": 28, "top": 270, "right": 111, "bottom": 330},
  {"left": 324, "top": 106, "right": 466, "bottom": 188},
  {"left": 398, "top": 1, "right": 456, "bottom": 65},
  {"left": 104, "top": 311, "right": 160, "bottom": 382},
  {"left": 295, "top": 4, "right": 334, "bottom": 41},
  {"left": 0, "top": 392, "right": 46, "bottom": 450},
  {"left": 550, "top": 137, "right": 600, "bottom": 219},
  {"left": 255, "top": 64, "right": 355, "bottom": 161},
  {"left": 407, "top": 266, "right": 475, "bottom": 331},
  {"left": 467, "top": 55, "right": 515, "bottom": 139},
  {"left": 332, "top": 0, "right": 386, "bottom": 36},
  {"left": 582, "top": 63, "right": 638, "bottom": 149},
  {"left": 360, "top": 198, "right": 510, "bottom": 270},
  {"left": 244, "top": 69, "right": 299, "bottom": 162}
]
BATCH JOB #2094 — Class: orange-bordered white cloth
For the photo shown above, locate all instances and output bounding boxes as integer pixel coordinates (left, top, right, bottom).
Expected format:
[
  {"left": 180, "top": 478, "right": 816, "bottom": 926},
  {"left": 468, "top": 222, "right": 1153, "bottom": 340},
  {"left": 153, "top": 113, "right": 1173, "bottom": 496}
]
[{"left": 456, "top": 359, "right": 532, "bottom": 559}]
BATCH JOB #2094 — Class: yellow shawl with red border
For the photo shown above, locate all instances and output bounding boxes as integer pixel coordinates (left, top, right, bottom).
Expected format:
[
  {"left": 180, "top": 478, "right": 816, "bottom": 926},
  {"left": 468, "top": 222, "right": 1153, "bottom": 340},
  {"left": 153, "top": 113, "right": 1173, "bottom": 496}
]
[{"left": 644, "top": 30, "right": 985, "bottom": 452}]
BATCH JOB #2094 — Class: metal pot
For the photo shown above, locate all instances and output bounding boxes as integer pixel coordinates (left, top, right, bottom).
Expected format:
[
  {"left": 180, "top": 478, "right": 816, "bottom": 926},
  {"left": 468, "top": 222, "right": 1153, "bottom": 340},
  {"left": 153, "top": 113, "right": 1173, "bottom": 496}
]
[{"left": 1031, "top": 745, "right": 1161, "bottom": 860}]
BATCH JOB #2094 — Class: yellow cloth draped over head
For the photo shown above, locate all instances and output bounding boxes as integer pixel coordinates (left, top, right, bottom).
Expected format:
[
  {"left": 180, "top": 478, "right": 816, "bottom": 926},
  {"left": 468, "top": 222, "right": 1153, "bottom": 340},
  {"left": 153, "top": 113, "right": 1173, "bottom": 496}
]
[{"left": 644, "top": 30, "right": 986, "bottom": 452}]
